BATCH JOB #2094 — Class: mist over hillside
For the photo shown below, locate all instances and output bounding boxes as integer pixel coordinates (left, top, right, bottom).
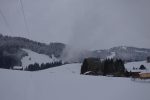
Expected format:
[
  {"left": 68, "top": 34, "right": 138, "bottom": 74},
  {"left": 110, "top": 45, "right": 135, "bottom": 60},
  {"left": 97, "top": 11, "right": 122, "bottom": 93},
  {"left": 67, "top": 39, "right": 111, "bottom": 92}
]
[
  {"left": 0, "top": 34, "right": 150, "bottom": 69},
  {"left": 62, "top": 45, "right": 150, "bottom": 63}
]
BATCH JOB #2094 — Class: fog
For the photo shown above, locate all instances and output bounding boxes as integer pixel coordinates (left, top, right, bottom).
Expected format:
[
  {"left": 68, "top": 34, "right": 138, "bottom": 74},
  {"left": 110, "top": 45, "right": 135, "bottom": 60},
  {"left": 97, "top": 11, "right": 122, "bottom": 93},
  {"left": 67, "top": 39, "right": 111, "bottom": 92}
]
[{"left": 0, "top": 0, "right": 150, "bottom": 50}]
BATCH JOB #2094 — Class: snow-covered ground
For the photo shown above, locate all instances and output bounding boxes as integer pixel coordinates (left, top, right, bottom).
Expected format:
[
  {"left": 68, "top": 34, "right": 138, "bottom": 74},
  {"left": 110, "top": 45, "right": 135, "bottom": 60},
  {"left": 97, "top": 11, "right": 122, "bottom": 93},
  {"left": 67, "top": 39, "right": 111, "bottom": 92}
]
[
  {"left": 0, "top": 63, "right": 150, "bottom": 100},
  {"left": 21, "top": 49, "right": 59, "bottom": 68}
]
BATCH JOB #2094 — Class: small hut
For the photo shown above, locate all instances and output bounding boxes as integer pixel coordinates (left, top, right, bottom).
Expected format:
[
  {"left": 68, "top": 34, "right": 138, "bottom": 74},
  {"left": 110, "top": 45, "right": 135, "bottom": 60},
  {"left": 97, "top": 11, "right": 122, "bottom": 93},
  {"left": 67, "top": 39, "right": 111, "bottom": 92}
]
[
  {"left": 147, "top": 56, "right": 150, "bottom": 63},
  {"left": 130, "top": 71, "right": 141, "bottom": 78}
]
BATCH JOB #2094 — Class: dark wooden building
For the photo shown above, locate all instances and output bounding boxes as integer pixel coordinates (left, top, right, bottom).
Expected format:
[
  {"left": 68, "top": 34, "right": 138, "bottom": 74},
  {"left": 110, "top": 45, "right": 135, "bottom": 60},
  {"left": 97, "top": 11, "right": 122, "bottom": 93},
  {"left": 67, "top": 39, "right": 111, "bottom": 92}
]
[{"left": 147, "top": 56, "right": 150, "bottom": 63}]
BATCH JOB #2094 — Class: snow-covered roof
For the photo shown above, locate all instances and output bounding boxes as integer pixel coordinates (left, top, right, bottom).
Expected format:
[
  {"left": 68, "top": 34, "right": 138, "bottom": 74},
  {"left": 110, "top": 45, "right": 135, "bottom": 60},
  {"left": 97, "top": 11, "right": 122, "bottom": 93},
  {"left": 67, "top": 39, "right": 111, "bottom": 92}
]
[
  {"left": 130, "top": 70, "right": 142, "bottom": 73},
  {"left": 13, "top": 66, "right": 23, "bottom": 69}
]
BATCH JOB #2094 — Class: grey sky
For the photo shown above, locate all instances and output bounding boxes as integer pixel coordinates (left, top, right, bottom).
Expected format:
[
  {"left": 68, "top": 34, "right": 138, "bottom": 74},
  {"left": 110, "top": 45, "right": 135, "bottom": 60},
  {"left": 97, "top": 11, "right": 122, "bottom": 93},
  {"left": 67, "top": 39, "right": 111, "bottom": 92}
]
[{"left": 0, "top": 0, "right": 150, "bottom": 50}]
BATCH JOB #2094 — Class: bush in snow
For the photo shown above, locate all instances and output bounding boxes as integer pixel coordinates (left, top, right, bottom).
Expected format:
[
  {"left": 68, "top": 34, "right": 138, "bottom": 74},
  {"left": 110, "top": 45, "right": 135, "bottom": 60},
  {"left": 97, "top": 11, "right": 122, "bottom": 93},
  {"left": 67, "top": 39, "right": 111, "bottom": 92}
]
[{"left": 25, "top": 61, "right": 62, "bottom": 71}]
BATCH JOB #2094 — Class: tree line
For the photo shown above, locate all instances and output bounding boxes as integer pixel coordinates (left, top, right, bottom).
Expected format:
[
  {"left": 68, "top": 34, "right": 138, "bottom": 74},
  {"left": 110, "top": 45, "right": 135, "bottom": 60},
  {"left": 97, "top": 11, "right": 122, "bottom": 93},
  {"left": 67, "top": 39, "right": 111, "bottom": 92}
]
[
  {"left": 81, "top": 58, "right": 126, "bottom": 77},
  {"left": 0, "top": 49, "right": 20, "bottom": 69},
  {"left": 25, "top": 61, "right": 62, "bottom": 71},
  {"left": 0, "top": 34, "right": 65, "bottom": 58}
]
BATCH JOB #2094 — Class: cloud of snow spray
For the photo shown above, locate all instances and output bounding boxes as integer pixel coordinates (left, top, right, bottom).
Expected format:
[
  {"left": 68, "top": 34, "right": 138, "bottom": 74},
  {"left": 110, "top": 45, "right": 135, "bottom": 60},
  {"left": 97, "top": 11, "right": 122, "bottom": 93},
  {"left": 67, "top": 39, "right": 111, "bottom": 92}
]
[
  {"left": 61, "top": 1, "right": 102, "bottom": 63},
  {"left": 60, "top": 0, "right": 150, "bottom": 63}
]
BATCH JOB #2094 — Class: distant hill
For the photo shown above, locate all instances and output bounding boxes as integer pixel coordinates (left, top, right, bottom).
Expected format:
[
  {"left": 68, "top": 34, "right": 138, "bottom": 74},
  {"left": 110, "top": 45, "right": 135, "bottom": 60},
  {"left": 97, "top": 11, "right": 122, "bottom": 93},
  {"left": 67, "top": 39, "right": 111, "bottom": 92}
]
[
  {"left": 1, "top": 34, "right": 150, "bottom": 69},
  {"left": 0, "top": 34, "right": 65, "bottom": 58},
  {"left": 62, "top": 46, "right": 150, "bottom": 63},
  {"left": 0, "top": 34, "right": 65, "bottom": 69},
  {"left": 94, "top": 46, "right": 150, "bottom": 62}
]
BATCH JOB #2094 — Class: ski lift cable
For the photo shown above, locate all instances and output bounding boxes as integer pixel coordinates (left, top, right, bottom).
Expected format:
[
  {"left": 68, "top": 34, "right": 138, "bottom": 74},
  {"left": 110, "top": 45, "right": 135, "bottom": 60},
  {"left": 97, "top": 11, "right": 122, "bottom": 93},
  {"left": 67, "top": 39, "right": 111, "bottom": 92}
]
[
  {"left": 19, "top": 0, "right": 30, "bottom": 34},
  {"left": 0, "top": 8, "right": 13, "bottom": 34}
]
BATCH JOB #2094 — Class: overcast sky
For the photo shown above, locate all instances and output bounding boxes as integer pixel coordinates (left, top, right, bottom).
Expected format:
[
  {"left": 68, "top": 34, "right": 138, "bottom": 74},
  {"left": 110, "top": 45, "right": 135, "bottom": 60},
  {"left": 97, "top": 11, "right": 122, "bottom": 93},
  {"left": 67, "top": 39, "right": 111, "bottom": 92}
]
[{"left": 0, "top": 0, "right": 150, "bottom": 50}]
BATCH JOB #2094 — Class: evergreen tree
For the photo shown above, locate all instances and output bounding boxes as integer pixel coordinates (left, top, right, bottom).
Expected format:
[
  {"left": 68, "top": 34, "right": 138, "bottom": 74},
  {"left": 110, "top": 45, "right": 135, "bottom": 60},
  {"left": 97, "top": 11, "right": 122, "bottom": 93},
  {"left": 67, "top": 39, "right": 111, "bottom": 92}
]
[
  {"left": 139, "top": 65, "right": 146, "bottom": 70},
  {"left": 81, "top": 59, "right": 88, "bottom": 74}
]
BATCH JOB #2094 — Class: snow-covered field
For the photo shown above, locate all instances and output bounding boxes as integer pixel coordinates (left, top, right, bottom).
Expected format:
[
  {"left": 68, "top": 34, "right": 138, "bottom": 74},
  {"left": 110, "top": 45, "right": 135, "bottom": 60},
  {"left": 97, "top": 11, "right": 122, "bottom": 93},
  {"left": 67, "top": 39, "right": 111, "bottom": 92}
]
[{"left": 0, "top": 63, "right": 150, "bottom": 100}]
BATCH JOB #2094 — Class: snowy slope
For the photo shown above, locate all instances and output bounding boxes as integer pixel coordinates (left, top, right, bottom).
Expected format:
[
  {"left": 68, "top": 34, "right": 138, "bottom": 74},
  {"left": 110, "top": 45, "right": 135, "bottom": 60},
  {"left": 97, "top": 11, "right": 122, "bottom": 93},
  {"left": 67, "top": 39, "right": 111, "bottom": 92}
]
[
  {"left": 21, "top": 49, "right": 59, "bottom": 68},
  {"left": 43, "top": 63, "right": 82, "bottom": 74},
  {"left": 107, "top": 52, "right": 116, "bottom": 59},
  {"left": 0, "top": 63, "right": 150, "bottom": 100}
]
